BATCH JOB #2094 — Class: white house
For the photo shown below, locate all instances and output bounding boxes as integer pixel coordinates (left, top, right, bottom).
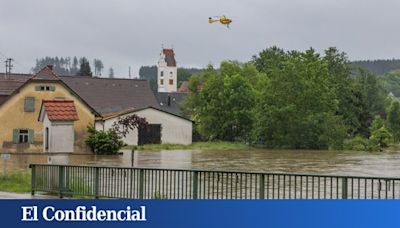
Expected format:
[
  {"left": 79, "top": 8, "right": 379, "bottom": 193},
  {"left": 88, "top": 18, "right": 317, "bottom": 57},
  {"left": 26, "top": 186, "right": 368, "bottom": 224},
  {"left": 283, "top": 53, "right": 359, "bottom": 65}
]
[
  {"left": 157, "top": 48, "right": 177, "bottom": 93},
  {"left": 95, "top": 107, "right": 192, "bottom": 145},
  {"left": 38, "top": 100, "right": 79, "bottom": 153}
]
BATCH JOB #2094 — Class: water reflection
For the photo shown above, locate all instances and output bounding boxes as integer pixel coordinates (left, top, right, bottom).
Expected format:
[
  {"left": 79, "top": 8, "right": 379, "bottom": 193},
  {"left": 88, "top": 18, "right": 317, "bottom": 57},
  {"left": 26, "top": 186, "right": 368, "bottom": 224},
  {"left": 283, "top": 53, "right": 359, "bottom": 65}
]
[{"left": 1, "top": 149, "right": 400, "bottom": 177}]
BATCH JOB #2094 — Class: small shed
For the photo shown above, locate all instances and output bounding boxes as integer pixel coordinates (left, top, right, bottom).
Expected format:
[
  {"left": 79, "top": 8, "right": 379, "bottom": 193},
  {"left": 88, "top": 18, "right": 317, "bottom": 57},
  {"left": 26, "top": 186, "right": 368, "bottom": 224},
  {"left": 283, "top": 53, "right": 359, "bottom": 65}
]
[
  {"left": 96, "top": 106, "right": 193, "bottom": 145},
  {"left": 38, "top": 100, "right": 79, "bottom": 153}
]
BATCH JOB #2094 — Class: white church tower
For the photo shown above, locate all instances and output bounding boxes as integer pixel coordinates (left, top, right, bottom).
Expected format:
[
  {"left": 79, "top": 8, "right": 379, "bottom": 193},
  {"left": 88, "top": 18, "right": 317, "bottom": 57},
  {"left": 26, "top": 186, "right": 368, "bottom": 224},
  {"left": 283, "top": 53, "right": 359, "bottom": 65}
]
[{"left": 157, "top": 48, "right": 177, "bottom": 93}]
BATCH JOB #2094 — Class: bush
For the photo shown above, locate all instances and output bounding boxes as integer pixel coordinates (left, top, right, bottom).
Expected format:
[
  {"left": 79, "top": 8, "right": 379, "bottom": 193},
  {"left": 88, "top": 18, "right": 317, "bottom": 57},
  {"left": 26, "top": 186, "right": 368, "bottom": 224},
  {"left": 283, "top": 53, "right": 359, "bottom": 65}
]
[
  {"left": 369, "top": 126, "right": 392, "bottom": 151},
  {"left": 344, "top": 126, "right": 392, "bottom": 152},
  {"left": 343, "top": 135, "right": 369, "bottom": 151},
  {"left": 85, "top": 125, "right": 125, "bottom": 155}
]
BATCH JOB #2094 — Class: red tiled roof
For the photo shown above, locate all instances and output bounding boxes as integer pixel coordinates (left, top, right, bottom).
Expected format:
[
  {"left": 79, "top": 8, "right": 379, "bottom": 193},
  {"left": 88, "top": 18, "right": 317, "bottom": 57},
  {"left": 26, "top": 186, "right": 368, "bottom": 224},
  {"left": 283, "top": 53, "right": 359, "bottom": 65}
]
[
  {"left": 43, "top": 100, "right": 79, "bottom": 121},
  {"left": 163, "top": 49, "right": 176, "bottom": 67},
  {"left": 178, "top": 81, "right": 189, "bottom": 93}
]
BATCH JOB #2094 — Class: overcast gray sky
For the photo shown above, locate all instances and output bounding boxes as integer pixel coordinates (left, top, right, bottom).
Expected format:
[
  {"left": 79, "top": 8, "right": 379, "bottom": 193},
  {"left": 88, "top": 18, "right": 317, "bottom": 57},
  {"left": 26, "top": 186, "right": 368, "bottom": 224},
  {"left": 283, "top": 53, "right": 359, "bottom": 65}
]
[{"left": 1, "top": 0, "right": 399, "bottom": 77}]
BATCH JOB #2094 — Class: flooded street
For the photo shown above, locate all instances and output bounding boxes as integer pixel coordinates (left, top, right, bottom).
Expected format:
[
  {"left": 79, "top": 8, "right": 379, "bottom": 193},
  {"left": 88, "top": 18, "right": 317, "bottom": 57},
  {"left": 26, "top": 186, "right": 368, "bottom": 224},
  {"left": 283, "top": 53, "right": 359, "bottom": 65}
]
[{"left": 2, "top": 149, "right": 400, "bottom": 177}]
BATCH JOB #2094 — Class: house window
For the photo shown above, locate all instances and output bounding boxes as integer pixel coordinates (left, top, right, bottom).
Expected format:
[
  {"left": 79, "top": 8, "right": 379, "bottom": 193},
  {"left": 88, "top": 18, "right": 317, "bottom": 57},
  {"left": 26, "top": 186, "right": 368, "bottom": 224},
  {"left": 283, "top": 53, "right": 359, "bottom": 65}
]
[
  {"left": 169, "top": 79, "right": 173, "bottom": 85},
  {"left": 19, "top": 129, "right": 29, "bottom": 143},
  {"left": 24, "top": 97, "right": 35, "bottom": 112},
  {"left": 160, "top": 79, "right": 164, "bottom": 85},
  {"left": 35, "top": 85, "right": 55, "bottom": 91},
  {"left": 13, "top": 129, "right": 34, "bottom": 144},
  {"left": 160, "top": 71, "right": 164, "bottom": 77}
]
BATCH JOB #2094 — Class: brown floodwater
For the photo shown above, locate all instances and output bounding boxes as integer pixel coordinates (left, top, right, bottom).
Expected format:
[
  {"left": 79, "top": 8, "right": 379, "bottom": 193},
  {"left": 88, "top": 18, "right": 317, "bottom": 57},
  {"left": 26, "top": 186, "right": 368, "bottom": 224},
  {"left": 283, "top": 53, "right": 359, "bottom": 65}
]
[{"left": 1, "top": 149, "right": 400, "bottom": 177}]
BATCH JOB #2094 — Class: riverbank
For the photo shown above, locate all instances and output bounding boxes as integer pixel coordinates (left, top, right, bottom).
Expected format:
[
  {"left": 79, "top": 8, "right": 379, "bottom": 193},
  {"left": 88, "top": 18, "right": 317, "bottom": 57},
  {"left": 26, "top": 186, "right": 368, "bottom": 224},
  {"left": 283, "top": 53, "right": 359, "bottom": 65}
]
[{"left": 125, "top": 141, "right": 250, "bottom": 151}]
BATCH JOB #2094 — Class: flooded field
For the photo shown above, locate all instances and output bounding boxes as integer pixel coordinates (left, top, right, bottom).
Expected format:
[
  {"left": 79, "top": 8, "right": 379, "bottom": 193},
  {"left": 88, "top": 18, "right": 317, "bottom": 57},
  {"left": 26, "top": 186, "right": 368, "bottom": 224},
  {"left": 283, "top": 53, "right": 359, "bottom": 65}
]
[{"left": 2, "top": 149, "right": 400, "bottom": 177}]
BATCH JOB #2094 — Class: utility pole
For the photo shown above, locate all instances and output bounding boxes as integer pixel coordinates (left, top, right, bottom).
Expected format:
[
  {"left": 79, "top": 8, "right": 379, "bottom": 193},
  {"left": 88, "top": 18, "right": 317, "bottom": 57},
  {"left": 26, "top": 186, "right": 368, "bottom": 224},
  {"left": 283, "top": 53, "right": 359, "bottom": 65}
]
[
  {"left": 129, "top": 66, "right": 131, "bottom": 79},
  {"left": 5, "top": 58, "right": 13, "bottom": 79}
]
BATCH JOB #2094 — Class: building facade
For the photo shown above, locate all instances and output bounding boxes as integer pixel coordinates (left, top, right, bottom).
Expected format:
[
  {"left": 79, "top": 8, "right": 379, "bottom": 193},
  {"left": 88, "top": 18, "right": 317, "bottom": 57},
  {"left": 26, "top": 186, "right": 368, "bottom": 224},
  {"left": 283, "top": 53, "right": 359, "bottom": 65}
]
[
  {"left": 39, "top": 100, "right": 80, "bottom": 153},
  {"left": 157, "top": 48, "right": 177, "bottom": 93},
  {"left": 0, "top": 66, "right": 98, "bottom": 153},
  {"left": 95, "top": 107, "right": 192, "bottom": 145}
]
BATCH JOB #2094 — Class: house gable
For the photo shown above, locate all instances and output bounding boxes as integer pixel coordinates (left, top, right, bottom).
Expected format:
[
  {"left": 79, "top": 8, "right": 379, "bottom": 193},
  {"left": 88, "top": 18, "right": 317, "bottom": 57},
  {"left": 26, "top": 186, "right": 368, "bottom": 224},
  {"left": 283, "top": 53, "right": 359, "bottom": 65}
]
[{"left": 0, "top": 67, "right": 96, "bottom": 152}]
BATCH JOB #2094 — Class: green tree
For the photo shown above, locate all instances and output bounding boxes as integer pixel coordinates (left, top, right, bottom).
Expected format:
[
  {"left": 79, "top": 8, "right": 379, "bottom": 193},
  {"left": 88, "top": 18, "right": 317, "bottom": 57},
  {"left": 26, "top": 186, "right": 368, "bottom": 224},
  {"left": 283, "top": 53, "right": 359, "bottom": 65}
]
[
  {"left": 369, "top": 115, "right": 385, "bottom": 133},
  {"left": 187, "top": 62, "right": 256, "bottom": 141},
  {"left": 387, "top": 100, "right": 400, "bottom": 142},
  {"left": 369, "top": 126, "right": 392, "bottom": 150},
  {"left": 93, "top": 59, "right": 104, "bottom": 76},
  {"left": 77, "top": 57, "right": 92, "bottom": 76},
  {"left": 108, "top": 67, "right": 115, "bottom": 78},
  {"left": 252, "top": 47, "right": 346, "bottom": 149},
  {"left": 324, "top": 47, "right": 360, "bottom": 136}
]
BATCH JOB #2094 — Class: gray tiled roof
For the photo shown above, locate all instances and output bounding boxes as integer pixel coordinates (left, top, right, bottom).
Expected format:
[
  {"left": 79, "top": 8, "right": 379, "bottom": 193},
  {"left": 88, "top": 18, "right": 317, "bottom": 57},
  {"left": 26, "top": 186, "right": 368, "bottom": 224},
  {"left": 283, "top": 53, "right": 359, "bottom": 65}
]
[
  {"left": 61, "top": 76, "right": 159, "bottom": 115},
  {"left": 0, "top": 73, "right": 160, "bottom": 115},
  {"left": 0, "top": 73, "right": 30, "bottom": 95},
  {"left": 155, "top": 92, "right": 188, "bottom": 116}
]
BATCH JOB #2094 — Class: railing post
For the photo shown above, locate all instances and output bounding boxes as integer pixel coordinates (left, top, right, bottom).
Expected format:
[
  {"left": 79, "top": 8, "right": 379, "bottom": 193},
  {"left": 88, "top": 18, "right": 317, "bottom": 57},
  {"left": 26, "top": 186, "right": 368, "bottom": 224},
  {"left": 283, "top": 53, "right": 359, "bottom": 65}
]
[
  {"left": 259, "top": 174, "right": 265, "bottom": 199},
  {"left": 59, "top": 166, "right": 65, "bottom": 199},
  {"left": 130, "top": 169, "right": 134, "bottom": 199},
  {"left": 139, "top": 169, "right": 144, "bottom": 199},
  {"left": 95, "top": 167, "right": 100, "bottom": 199},
  {"left": 30, "top": 165, "right": 36, "bottom": 196},
  {"left": 192, "top": 171, "right": 199, "bottom": 199},
  {"left": 342, "top": 177, "right": 348, "bottom": 199}
]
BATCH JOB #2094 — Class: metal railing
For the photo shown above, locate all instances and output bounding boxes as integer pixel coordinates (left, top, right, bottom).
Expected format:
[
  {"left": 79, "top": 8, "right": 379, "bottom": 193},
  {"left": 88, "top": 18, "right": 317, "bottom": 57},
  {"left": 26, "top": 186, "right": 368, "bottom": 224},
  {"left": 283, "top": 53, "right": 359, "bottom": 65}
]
[{"left": 29, "top": 164, "right": 400, "bottom": 199}]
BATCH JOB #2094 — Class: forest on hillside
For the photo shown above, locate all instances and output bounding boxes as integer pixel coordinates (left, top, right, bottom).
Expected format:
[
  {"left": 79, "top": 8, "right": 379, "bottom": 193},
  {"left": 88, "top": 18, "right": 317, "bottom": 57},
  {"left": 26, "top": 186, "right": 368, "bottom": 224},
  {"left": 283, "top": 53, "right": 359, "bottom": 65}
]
[
  {"left": 32, "top": 56, "right": 114, "bottom": 77},
  {"left": 352, "top": 59, "right": 400, "bottom": 75},
  {"left": 139, "top": 65, "right": 202, "bottom": 92}
]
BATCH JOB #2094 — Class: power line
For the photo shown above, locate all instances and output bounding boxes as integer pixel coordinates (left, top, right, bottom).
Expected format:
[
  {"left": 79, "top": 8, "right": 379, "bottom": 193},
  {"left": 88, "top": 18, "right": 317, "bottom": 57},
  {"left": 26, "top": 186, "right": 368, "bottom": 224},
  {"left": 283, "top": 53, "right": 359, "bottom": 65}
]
[
  {"left": 5, "top": 58, "right": 13, "bottom": 79},
  {"left": 0, "top": 48, "right": 31, "bottom": 73}
]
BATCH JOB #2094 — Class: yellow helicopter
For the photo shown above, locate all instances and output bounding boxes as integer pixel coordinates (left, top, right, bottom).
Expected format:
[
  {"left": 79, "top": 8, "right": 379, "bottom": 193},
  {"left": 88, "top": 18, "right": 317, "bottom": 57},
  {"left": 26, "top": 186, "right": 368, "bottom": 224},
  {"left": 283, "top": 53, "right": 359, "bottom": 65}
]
[{"left": 208, "top": 15, "right": 232, "bottom": 28}]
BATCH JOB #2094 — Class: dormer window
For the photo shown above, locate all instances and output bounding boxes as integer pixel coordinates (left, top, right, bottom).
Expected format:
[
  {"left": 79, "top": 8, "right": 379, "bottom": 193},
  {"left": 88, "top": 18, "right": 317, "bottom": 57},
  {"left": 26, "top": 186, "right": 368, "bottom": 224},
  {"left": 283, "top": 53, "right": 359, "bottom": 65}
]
[{"left": 160, "top": 71, "right": 164, "bottom": 77}]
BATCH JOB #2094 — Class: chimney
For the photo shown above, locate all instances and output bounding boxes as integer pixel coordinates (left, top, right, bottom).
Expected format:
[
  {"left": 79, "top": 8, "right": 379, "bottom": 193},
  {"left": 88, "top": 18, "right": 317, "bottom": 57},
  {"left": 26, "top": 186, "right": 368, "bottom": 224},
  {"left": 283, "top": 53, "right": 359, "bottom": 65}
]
[{"left": 47, "top": 65, "right": 53, "bottom": 71}]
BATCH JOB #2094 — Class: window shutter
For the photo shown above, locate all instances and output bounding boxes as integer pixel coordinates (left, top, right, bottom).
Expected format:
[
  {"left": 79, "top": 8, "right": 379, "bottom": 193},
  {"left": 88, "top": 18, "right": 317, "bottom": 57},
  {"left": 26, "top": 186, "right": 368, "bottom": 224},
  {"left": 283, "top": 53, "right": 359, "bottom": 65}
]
[
  {"left": 35, "top": 86, "right": 41, "bottom": 91},
  {"left": 28, "top": 129, "right": 34, "bottom": 144},
  {"left": 49, "top": 85, "right": 55, "bottom": 91},
  {"left": 12, "top": 129, "right": 19, "bottom": 143},
  {"left": 24, "top": 97, "right": 35, "bottom": 112}
]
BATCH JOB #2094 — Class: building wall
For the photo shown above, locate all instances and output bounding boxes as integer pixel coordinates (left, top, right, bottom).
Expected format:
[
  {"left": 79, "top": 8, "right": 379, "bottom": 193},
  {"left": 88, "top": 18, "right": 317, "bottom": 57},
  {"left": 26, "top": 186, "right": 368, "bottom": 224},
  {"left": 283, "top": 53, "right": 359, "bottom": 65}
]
[
  {"left": 0, "top": 81, "right": 95, "bottom": 153},
  {"left": 157, "top": 56, "right": 177, "bottom": 93},
  {"left": 96, "top": 108, "right": 192, "bottom": 145},
  {"left": 43, "top": 113, "right": 75, "bottom": 153}
]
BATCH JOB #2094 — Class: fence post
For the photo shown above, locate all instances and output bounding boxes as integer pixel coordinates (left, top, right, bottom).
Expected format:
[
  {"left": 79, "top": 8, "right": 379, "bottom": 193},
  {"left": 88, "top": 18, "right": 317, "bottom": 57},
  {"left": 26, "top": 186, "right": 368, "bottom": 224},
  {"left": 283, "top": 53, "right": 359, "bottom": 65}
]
[
  {"left": 342, "top": 177, "right": 348, "bottom": 199},
  {"left": 259, "top": 174, "right": 265, "bottom": 199},
  {"left": 130, "top": 169, "right": 134, "bottom": 199},
  {"left": 193, "top": 171, "right": 199, "bottom": 199},
  {"left": 30, "top": 165, "right": 36, "bottom": 196},
  {"left": 139, "top": 169, "right": 144, "bottom": 199},
  {"left": 95, "top": 167, "right": 99, "bottom": 199},
  {"left": 59, "top": 166, "right": 65, "bottom": 199}
]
